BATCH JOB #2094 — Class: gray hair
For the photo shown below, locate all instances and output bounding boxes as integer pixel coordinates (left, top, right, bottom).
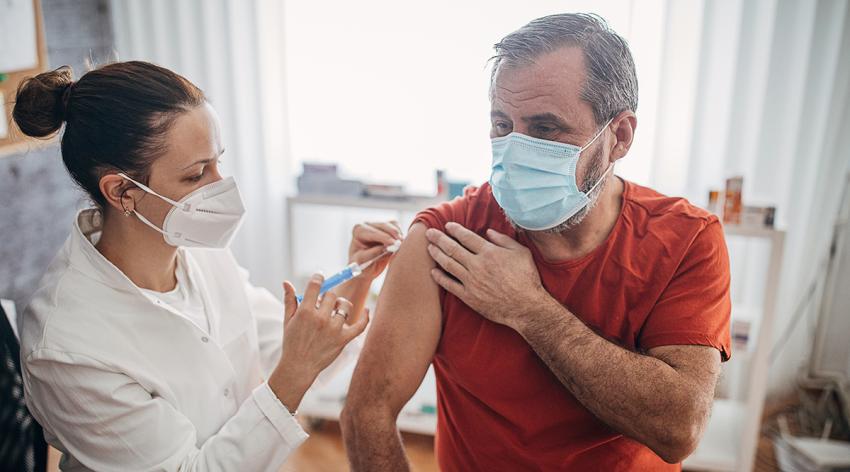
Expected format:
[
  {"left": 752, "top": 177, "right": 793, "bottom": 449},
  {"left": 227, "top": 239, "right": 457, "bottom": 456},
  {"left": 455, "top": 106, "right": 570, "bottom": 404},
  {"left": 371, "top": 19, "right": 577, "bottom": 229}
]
[{"left": 490, "top": 13, "right": 638, "bottom": 125}]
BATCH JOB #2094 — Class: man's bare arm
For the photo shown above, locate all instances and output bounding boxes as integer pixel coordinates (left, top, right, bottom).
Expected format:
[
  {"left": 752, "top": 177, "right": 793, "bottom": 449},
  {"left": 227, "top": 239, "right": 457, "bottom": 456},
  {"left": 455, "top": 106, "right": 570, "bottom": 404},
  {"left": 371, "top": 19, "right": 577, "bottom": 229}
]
[
  {"left": 341, "top": 223, "right": 442, "bottom": 471},
  {"left": 517, "top": 298, "right": 720, "bottom": 463}
]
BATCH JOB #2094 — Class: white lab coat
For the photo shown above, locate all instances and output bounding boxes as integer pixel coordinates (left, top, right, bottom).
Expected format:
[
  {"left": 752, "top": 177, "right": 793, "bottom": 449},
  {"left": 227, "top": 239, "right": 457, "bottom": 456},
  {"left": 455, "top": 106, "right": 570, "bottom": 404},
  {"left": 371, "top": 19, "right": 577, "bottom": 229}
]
[{"left": 20, "top": 209, "right": 311, "bottom": 471}]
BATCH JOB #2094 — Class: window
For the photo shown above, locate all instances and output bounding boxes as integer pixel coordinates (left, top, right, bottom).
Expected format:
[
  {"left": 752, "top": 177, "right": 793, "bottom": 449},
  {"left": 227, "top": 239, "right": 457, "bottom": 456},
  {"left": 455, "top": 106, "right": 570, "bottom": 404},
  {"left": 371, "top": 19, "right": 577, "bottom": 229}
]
[{"left": 284, "top": 0, "right": 671, "bottom": 194}]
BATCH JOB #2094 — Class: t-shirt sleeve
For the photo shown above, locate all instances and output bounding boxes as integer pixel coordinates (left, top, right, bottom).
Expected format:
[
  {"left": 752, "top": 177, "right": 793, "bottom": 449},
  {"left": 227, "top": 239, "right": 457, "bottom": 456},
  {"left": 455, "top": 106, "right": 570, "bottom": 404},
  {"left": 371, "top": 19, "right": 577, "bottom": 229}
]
[
  {"left": 412, "top": 185, "right": 477, "bottom": 231},
  {"left": 638, "top": 219, "right": 732, "bottom": 361}
]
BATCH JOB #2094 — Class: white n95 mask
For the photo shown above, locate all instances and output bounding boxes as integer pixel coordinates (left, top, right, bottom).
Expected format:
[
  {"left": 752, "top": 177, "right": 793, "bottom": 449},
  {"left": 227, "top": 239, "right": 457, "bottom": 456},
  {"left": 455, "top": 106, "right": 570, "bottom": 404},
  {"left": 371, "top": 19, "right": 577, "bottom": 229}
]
[{"left": 118, "top": 173, "right": 246, "bottom": 249}]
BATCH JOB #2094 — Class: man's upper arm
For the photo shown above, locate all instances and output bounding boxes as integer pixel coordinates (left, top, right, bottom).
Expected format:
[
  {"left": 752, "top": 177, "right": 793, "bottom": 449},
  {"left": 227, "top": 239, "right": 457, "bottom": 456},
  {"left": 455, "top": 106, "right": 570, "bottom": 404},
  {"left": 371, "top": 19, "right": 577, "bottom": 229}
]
[{"left": 347, "top": 223, "right": 442, "bottom": 415}]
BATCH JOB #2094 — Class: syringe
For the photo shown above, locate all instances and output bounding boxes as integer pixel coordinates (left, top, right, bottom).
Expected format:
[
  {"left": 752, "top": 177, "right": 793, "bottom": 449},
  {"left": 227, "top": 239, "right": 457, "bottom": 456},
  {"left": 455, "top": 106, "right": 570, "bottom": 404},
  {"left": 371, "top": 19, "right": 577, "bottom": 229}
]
[{"left": 296, "top": 240, "right": 401, "bottom": 303}]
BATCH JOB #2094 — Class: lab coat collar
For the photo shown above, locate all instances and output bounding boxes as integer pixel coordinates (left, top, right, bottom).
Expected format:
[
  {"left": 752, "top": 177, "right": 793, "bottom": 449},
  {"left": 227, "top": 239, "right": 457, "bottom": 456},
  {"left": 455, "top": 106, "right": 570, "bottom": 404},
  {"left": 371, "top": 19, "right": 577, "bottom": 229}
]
[
  {"left": 67, "top": 208, "right": 223, "bottom": 340},
  {"left": 69, "top": 208, "right": 141, "bottom": 295}
]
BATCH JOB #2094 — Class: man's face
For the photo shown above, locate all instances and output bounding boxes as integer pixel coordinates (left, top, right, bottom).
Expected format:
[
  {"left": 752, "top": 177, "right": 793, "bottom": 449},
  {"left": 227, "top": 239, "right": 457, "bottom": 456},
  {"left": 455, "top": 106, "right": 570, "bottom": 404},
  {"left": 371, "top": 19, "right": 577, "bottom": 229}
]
[{"left": 489, "top": 46, "right": 611, "bottom": 232}]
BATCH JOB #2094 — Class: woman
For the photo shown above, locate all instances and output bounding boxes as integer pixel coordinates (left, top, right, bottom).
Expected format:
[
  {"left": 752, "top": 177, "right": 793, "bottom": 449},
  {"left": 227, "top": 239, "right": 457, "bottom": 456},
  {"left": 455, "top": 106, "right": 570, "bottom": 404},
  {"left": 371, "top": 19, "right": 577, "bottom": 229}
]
[{"left": 13, "top": 61, "right": 401, "bottom": 471}]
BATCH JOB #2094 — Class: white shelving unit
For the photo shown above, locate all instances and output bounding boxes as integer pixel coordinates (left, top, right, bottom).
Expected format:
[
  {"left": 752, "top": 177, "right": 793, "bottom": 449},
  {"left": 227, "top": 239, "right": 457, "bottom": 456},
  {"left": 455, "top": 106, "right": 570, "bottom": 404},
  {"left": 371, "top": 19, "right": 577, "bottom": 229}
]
[
  {"left": 684, "top": 224, "right": 785, "bottom": 472},
  {"left": 286, "top": 195, "right": 787, "bottom": 467}
]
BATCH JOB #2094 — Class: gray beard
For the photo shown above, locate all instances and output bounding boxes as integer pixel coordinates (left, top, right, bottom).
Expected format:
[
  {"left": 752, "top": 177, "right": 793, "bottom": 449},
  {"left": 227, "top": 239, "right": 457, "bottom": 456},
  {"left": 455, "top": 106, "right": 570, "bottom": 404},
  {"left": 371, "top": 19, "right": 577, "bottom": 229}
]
[{"left": 506, "top": 146, "right": 610, "bottom": 234}]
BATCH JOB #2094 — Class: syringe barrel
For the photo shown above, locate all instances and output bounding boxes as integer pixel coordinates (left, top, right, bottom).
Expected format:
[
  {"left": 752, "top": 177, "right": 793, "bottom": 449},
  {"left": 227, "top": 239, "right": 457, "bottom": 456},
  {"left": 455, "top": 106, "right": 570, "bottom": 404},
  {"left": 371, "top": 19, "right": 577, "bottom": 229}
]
[
  {"left": 319, "top": 263, "right": 360, "bottom": 294},
  {"left": 296, "top": 263, "right": 360, "bottom": 303}
]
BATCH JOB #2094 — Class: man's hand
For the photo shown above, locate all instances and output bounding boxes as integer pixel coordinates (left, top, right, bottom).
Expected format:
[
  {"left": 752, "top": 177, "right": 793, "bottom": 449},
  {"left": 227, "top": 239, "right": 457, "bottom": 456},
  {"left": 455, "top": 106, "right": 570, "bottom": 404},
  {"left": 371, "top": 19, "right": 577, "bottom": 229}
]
[{"left": 425, "top": 222, "right": 545, "bottom": 330}]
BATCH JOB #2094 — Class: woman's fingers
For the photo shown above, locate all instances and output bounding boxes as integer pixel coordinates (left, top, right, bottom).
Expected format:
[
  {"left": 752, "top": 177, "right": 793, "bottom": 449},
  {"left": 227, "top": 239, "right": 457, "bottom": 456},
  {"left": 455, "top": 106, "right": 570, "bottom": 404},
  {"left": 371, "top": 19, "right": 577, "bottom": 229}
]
[
  {"left": 342, "top": 307, "right": 369, "bottom": 342},
  {"left": 282, "top": 281, "right": 298, "bottom": 324},
  {"left": 301, "top": 273, "right": 324, "bottom": 308},
  {"left": 357, "top": 244, "right": 387, "bottom": 264},
  {"left": 367, "top": 221, "right": 403, "bottom": 240},
  {"left": 317, "top": 291, "right": 338, "bottom": 319},
  {"left": 329, "top": 297, "right": 353, "bottom": 329},
  {"left": 354, "top": 222, "right": 401, "bottom": 247}
]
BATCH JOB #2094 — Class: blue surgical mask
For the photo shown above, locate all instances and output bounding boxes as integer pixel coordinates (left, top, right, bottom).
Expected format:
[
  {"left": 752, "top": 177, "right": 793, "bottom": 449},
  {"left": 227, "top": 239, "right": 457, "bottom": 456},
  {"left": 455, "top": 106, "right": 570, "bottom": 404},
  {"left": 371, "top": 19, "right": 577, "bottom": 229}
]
[{"left": 489, "top": 119, "right": 613, "bottom": 231}]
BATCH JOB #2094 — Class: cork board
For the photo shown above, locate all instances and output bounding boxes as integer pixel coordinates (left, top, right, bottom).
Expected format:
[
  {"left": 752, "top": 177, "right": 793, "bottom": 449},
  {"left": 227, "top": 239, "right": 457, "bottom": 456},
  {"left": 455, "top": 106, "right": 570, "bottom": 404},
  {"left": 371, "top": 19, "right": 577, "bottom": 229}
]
[{"left": 0, "top": 0, "right": 52, "bottom": 158}]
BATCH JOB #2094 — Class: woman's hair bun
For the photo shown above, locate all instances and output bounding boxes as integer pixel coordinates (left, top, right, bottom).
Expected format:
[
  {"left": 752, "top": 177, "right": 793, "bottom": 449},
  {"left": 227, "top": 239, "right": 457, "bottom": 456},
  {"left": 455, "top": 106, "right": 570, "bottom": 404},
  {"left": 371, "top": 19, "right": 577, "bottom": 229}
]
[{"left": 12, "top": 66, "right": 75, "bottom": 138}]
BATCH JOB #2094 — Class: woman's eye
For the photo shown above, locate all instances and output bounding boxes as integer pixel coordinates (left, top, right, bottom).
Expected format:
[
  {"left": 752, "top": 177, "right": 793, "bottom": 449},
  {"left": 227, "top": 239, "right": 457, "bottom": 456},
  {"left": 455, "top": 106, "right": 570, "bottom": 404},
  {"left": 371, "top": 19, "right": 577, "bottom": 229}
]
[{"left": 188, "top": 171, "right": 204, "bottom": 182}]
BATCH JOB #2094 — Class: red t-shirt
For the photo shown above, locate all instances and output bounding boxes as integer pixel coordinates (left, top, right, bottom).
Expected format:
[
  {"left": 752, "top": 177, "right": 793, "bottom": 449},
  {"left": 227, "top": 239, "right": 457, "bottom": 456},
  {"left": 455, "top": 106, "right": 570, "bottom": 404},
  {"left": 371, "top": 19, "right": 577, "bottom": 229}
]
[{"left": 413, "top": 180, "right": 731, "bottom": 471}]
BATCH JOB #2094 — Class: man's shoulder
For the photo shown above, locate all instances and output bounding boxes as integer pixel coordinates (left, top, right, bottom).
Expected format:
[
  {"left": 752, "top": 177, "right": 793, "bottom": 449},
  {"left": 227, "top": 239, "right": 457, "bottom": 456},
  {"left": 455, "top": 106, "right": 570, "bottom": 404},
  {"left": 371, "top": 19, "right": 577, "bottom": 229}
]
[
  {"left": 414, "top": 182, "right": 507, "bottom": 233},
  {"left": 621, "top": 180, "right": 725, "bottom": 263},
  {"left": 624, "top": 180, "right": 717, "bottom": 230}
]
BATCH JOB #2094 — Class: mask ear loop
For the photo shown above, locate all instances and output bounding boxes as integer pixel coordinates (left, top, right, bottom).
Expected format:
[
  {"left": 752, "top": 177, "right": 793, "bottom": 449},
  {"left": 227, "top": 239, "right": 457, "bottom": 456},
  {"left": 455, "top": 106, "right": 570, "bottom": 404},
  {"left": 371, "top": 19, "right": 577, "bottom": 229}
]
[
  {"left": 579, "top": 117, "right": 616, "bottom": 197},
  {"left": 585, "top": 162, "right": 615, "bottom": 197},
  {"left": 117, "top": 173, "right": 175, "bottom": 237},
  {"left": 579, "top": 118, "right": 614, "bottom": 152},
  {"left": 117, "top": 173, "right": 182, "bottom": 207}
]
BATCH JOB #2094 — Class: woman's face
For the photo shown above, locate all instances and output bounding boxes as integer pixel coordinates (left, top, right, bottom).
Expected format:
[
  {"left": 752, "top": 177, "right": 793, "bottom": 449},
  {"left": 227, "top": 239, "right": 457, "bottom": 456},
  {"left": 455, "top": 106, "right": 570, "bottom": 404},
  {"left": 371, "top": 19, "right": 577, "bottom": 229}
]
[{"left": 131, "top": 102, "right": 226, "bottom": 230}]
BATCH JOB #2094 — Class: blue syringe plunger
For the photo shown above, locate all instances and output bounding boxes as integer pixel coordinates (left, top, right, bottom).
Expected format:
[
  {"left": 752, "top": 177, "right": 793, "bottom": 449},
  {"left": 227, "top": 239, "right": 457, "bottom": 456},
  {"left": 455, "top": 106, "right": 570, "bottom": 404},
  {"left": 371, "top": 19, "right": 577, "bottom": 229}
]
[{"left": 295, "top": 262, "right": 361, "bottom": 303}]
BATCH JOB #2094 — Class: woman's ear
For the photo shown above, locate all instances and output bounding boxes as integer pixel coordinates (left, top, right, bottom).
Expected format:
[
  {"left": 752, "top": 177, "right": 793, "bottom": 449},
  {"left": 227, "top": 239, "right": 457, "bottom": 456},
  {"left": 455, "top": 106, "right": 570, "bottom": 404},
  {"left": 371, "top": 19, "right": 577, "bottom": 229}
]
[
  {"left": 609, "top": 111, "right": 637, "bottom": 162},
  {"left": 99, "top": 173, "right": 135, "bottom": 215}
]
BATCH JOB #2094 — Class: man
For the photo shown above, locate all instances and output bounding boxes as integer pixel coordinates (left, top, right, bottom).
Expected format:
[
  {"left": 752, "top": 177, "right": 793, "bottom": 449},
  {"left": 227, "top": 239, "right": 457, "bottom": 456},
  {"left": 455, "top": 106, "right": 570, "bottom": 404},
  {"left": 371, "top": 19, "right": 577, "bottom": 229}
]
[{"left": 342, "top": 13, "right": 730, "bottom": 471}]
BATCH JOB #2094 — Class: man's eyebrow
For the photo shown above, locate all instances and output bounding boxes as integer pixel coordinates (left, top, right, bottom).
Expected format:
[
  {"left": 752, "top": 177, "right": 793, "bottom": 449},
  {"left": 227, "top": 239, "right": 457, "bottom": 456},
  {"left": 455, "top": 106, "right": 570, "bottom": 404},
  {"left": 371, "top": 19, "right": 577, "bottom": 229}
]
[
  {"left": 521, "top": 112, "right": 571, "bottom": 129},
  {"left": 490, "top": 110, "right": 511, "bottom": 120},
  {"left": 181, "top": 148, "right": 225, "bottom": 170}
]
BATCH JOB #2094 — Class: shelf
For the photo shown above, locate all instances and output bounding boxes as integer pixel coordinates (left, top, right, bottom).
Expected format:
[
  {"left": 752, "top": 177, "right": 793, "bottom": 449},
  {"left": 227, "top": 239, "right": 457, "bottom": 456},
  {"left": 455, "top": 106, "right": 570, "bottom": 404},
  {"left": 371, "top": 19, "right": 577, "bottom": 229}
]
[
  {"left": 683, "top": 399, "right": 746, "bottom": 471},
  {"left": 288, "top": 194, "right": 444, "bottom": 212},
  {"left": 723, "top": 223, "right": 785, "bottom": 240}
]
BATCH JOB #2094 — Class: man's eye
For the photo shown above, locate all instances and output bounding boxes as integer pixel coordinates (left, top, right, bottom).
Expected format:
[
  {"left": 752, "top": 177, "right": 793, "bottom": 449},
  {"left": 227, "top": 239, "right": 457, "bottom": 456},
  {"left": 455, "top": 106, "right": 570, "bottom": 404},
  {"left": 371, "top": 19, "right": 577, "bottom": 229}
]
[
  {"left": 534, "top": 125, "right": 557, "bottom": 134},
  {"left": 493, "top": 122, "right": 511, "bottom": 133}
]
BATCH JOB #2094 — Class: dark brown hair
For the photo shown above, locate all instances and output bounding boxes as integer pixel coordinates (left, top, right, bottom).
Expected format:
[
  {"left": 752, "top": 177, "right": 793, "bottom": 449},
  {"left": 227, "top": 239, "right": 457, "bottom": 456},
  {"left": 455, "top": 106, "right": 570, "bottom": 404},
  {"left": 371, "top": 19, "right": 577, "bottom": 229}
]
[{"left": 12, "top": 61, "right": 206, "bottom": 206}]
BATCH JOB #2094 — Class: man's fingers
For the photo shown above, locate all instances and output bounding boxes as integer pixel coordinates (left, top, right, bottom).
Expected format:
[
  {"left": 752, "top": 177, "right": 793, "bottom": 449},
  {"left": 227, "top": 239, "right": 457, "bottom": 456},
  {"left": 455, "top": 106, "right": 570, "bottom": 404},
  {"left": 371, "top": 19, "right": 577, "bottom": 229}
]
[
  {"left": 486, "top": 228, "right": 523, "bottom": 249},
  {"left": 430, "top": 268, "right": 465, "bottom": 298},
  {"left": 283, "top": 281, "right": 298, "bottom": 324},
  {"left": 445, "top": 222, "right": 489, "bottom": 254},
  {"left": 427, "top": 244, "right": 468, "bottom": 280},
  {"left": 301, "top": 273, "right": 324, "bottom": 308},
  {"left": 425, "top": 228, "right": 473, "bottom": 265}
]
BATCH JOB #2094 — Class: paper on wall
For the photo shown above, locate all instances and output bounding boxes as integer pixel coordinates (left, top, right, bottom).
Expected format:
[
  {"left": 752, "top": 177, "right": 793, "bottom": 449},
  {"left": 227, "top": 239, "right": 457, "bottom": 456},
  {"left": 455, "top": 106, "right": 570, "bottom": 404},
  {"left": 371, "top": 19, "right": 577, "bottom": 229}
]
[
  {"left": 0, "top": 0, "right": 39, "bottom": 73},
  {"left": 0, "top": 94, "right": 7, "bottom": 139}
]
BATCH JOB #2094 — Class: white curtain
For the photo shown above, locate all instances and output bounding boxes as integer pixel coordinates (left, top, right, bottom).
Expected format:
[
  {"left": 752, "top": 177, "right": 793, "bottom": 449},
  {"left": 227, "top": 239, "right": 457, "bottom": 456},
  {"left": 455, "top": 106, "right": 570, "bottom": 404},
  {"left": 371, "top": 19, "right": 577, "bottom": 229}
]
[
  {"left": 109, "top": 0, "right": 292, "bottom": 294},
  {"left": 654, "top": 0, "right": 850, "bottom": 396}
]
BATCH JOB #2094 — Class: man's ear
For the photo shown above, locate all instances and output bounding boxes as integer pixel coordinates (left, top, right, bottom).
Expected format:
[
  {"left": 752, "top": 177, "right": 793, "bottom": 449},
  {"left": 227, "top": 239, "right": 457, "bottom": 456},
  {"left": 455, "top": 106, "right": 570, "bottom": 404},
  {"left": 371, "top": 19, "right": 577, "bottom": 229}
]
[
  {"left": 99, "top": 173, "right": 135, "bottom": 214},
  {"left": 609, "top": 111, "right": 637, "bottom": 162}
]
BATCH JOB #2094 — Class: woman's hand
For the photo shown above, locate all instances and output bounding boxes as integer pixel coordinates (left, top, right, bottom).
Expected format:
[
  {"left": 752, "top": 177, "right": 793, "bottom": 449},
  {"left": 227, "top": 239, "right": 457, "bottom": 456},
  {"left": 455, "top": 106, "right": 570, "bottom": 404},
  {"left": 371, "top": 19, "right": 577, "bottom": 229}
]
[
  {"left": 268, "top": 274, "right": 369, "bottom": 412},
  {"left": 349, "top": 221, "right": 403, "bottom": 280}
]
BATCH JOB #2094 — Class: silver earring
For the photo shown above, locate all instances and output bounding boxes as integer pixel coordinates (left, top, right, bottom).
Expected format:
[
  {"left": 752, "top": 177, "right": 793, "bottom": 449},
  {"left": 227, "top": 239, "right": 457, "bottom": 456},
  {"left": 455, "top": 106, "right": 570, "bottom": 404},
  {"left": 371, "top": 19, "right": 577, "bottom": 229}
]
[{"left": 124, "top": 210, "right": 132, "bottom": 217}]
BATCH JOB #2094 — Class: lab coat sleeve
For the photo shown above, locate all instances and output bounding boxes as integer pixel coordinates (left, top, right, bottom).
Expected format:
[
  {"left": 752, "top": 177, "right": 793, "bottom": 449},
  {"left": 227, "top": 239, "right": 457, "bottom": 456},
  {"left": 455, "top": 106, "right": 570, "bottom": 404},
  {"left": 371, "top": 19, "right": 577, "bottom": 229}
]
[
  {"left": 237, "top": 266, "right": 362, "bottom": 386},
  {"left": 23, "top": 348, "right": 308, "bottom": 472}
]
